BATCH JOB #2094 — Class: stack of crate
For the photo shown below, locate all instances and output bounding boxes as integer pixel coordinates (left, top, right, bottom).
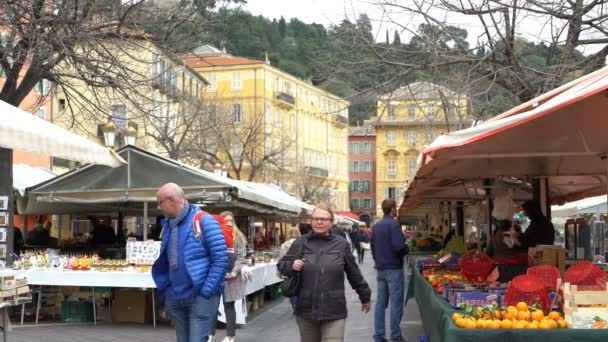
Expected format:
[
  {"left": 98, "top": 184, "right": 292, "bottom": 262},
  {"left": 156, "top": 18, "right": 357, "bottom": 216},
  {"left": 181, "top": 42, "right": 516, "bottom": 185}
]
[
  {"left": 0, "top": 275, "right": 31, "bottom": 304},
  {"left": 563, "top": 282, "right": 608, "bottom": 329}
]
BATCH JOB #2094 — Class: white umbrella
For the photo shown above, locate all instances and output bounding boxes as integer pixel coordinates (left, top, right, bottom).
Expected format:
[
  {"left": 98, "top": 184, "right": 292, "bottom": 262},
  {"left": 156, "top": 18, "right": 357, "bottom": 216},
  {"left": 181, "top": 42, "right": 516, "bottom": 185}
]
[{"left": 0, "top": 99, "right": 125, "bottom": 167}]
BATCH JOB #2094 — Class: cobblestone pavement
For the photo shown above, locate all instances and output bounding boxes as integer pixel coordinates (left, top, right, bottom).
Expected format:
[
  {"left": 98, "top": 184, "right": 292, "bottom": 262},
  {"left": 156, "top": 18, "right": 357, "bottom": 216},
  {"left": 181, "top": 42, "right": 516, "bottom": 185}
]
[{"left": 9, "top": 257, "right": 424, "bottom": 342}]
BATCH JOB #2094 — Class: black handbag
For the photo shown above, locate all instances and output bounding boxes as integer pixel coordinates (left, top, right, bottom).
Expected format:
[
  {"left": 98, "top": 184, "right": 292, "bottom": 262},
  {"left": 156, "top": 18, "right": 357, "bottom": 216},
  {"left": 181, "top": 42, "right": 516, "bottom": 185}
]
[{"left": 281, "top": 240, "right": 305, "bottom": 298}]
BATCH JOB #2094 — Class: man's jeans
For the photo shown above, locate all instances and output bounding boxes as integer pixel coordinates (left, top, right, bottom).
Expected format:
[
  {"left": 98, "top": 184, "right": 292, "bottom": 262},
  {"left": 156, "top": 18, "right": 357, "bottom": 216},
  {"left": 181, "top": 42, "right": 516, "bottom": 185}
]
[
  {"left": 165, "top": 294, "right": 220, "bottom": 342},
  {"left": 374, "top": 268, "right": 405, "bottom": 342}
]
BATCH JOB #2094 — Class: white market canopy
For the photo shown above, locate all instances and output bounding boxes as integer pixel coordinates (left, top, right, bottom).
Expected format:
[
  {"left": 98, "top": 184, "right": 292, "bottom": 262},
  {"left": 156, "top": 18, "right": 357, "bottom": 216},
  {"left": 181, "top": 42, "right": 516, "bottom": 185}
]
[
  {"left": 402, "top": 66, "right": 608, "bottom": 220},
  {"left": 0, "top": 99, "right": 124, "bottom": 167},
  {"left": 19, "top": 145, "right": 303, "bottom": 216},
  {"left": 12, "top": 164, "right": 56, "bottom": 196},
  {"left": 551, "top": 195, "right": 608, "bottom": 218}
]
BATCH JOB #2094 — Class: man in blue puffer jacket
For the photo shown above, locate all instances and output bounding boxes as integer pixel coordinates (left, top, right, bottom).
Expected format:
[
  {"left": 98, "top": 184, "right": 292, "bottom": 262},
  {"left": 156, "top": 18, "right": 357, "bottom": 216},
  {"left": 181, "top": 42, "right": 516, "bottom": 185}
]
[{"left": 153, "top": 183, "right": 229, "bottom": 342}]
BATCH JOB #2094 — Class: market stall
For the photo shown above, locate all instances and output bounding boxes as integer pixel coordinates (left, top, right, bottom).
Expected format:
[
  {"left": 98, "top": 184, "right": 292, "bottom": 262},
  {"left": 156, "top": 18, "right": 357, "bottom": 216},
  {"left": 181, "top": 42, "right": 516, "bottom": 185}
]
[
  {"left": 406, "top": 266, "right": 607, "bottom": 342},
  {"left": 397, "top": 67, "right": 608, "bottom": 340}
]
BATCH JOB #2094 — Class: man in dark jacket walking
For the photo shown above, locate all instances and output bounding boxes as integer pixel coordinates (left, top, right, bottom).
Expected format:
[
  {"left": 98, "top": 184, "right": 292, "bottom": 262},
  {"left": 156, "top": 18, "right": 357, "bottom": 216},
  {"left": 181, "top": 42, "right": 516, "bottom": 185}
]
[{"left": 372, "top": 199, "right": 409, "bottom": 342}]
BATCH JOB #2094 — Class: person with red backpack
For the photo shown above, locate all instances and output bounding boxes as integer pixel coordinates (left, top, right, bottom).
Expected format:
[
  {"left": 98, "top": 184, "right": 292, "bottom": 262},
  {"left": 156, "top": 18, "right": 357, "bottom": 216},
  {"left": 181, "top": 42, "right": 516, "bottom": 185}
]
[
  {"left": 152, "top": 183, "right": 229, "bottom": 342},
  {"left": 209, "top": 211, "right": 248, "bottom": 342}
]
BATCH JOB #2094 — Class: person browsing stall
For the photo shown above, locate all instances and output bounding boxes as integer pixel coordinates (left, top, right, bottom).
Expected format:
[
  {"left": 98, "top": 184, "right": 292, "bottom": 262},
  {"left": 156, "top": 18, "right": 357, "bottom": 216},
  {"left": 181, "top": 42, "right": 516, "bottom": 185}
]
[{"left": 152, "top": 183, "right": 229, "bottom": 342}]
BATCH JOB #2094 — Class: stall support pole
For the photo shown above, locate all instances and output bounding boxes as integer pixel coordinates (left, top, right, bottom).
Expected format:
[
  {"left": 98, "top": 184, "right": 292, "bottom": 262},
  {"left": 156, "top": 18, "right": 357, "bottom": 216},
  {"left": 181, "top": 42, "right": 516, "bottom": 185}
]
[
  {"left": 0, "top": 148, "right": 14, "bottom": 262},
  {"left": 92, "top": 287, "right": 96, "bottom": 325},
  {"left": 533, "top": 177, "right": 551, "bottom": 220},
  {"left": 152, "top": 289, "right": 156, "bottom": 328},
  {"left": 143, "top": 202, "right": 148, "bottom": 241},
  {"left": 456, "top": 202, "right": 464, "bottom": 237}
]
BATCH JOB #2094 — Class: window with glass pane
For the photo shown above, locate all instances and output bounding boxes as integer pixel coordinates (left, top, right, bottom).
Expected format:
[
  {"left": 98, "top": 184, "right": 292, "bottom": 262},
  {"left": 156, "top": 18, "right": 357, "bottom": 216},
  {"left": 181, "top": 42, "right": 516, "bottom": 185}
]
[
  {"left": 388, "top": 159, "right": 396, "bottom": 176},
  {"left": 363, "top": 199, "right": 372, "bottom": 208},
  {"left": 408, "top": 105, "right": 416, "bottom": 120},
  {"left": 408, "top": 131, "right": 416, "bottom": 147},
  {"left": 231, "top": 103, "right": 243, "bottom": 123},
  {"left": 427, "top": 104, "right": 435, "bottom": 119},
  {"left": 111, "top": 104, "right": 127, "bottom": 130},
  {"left": 387, "top": 131, "right": 396, "bottom": 146},
  {"left": 409, "top": 159, "right": 417, "bottom": 175},
  {"left": 387, "top": 187, "right": 397, "bottom": 200},
  {"left": 36, "top": 107, "right": 46, "bottom": 120},
  {"left": 232, "top": 72, "right": 241, "bottom": 90},
  {"left": 388, "top": 104, "right": 395, "bottom": 119}
]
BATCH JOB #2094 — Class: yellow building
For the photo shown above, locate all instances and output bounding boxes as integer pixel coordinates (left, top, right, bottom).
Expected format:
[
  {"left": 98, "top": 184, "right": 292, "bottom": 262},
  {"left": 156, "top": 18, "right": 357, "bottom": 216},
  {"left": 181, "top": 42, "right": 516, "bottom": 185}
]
[
  {"left": 52, "top": 39, "right": 208, "bottom": 170},
  {"left": 181, "top": 46, "right": 350, "bottom": 210},
  {"left": 373, "top": 82, "right": 470, "bottom": 216}
]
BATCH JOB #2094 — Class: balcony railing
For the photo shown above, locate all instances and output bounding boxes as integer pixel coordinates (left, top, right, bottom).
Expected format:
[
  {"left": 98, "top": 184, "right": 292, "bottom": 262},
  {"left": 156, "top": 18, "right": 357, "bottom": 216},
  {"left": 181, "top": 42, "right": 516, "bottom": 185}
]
[
  {"left": 304, "top": 166, "right": 329, "bottom": 177},
  {"left": 334, "top": 113, "right": 348, "bottom": 125},
  {"left": 275, "top": 92, "right": 296, "bottom": 108}
]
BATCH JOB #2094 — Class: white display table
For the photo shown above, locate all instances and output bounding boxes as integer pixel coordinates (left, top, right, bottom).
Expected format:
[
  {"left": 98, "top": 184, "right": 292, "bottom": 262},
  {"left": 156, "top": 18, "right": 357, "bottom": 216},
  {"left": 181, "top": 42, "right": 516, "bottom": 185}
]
[{"left": 0, "top": 262, "right": 283, "bottom": 326}]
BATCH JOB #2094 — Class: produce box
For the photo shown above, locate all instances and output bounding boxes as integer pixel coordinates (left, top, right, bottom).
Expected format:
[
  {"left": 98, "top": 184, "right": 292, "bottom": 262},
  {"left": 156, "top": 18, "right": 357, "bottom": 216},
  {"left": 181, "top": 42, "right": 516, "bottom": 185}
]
[
  {"left": 61, "top": 300, "right": 94, "bottom": 323},
  {"left": 563, "top": 282, "right": 608, "bottom": 328},
  {"left": 449, "top": 289, "right": 503, "bottom": 308},
  {"left": 0, "top": 276, "right": 15, "bottom": 290},
  {"left": 112, "top": 289, "right": 151, "bottom": 323}
]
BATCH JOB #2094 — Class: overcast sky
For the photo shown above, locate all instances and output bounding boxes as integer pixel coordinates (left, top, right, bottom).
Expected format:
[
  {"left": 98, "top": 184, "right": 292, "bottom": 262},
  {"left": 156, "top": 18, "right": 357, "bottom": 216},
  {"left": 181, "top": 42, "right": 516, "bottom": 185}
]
[{"left": 240, "top": 0, "right": 603, "bottom": 55}]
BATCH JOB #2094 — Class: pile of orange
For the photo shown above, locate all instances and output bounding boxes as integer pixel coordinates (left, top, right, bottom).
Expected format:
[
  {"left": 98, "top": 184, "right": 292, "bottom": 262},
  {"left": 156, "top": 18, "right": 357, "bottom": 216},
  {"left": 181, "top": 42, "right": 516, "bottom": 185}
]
[{"left": 452, "top": 302, "right": 568, "bottom": 329}]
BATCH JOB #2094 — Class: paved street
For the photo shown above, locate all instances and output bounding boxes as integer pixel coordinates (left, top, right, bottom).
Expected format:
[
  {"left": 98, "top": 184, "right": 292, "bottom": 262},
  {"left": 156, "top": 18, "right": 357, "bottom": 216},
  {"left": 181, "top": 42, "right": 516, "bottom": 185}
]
[{"left": 9, "top": 258, "right": 424, "bottom": 342}]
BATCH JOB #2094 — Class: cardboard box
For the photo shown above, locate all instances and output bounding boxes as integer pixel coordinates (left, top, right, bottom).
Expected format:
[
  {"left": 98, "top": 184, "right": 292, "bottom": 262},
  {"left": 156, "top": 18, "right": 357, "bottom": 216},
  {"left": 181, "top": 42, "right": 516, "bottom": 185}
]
[
  {"left": 449, "top": 289, "right": 503, "bottom": 308},
  {"left": 531, "top": 245, "right": 566, "bottom": 275},
  {"left": 0, "top": 277, "right": 16, "bottom": 290},
  {"left": 112, "top": 289, "right": 151, "bottom": 323}
]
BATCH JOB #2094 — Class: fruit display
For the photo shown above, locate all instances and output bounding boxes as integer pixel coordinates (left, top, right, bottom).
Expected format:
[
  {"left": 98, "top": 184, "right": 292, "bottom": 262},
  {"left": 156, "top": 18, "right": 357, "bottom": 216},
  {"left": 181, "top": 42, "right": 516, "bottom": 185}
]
[{"left": 451, "top": 303, "right": 568, "bottom": 329}]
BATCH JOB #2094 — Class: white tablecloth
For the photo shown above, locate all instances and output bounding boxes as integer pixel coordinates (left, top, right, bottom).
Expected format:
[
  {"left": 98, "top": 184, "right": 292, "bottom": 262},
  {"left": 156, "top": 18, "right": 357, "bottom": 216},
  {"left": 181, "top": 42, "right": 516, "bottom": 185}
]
[
  {"left": 0, "top": 262, "right": 282, "bottom": 292},
  {"left": 0, "top": 263, "right": 283, "bottom": 325}
]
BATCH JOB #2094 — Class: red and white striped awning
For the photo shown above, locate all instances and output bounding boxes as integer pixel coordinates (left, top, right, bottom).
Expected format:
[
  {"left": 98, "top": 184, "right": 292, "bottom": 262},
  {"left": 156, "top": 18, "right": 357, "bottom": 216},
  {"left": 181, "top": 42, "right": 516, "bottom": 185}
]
[
  {"left": 0, "top": 99, "right": 125, "bottom": 167},
  {"left": 402, "top": 66, "right": 608, "bottom": 215}
]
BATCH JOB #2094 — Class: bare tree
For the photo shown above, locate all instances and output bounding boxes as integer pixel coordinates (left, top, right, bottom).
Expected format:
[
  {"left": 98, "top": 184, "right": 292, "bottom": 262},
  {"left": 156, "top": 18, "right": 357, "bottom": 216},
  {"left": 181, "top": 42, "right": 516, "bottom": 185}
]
[
  {"left": 174, "top": 98, "right": 296, "bottom": 182},
  {"left": 317, "top": 1, "right": 608, "bottom": 119},
  {"left": 0, "top": 0, "right": 239, "bottom": 112}
]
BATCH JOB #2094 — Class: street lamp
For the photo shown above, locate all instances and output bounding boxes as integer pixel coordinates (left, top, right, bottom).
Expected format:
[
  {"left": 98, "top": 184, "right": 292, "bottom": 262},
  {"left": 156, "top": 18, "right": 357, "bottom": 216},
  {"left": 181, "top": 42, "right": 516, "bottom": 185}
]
[
  {"left": 124, "top": 123, "right": 138, "bottom": 146},
  {"left": 102, "top": 118, "right": 117, "bottom": 148}
]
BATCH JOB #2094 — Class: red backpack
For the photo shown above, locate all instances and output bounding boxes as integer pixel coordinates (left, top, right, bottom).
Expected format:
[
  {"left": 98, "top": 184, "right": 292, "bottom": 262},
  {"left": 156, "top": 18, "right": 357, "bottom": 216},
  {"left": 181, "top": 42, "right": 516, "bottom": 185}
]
[{"left": 192, "top": 211, "right": 234, "bottom": 249}]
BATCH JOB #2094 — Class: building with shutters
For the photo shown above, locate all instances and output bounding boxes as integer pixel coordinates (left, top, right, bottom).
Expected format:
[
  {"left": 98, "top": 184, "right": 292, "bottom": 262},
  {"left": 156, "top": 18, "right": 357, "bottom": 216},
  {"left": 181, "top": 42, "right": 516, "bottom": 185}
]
[
  {"left": 180, "top": 46, "right": 350, "bottom": 210},
  {"left": 373, "top": 82, "right": 470, "bottom": 216},
  {"left": 348, "top": 124, "right": 376, "bottom": 218}
]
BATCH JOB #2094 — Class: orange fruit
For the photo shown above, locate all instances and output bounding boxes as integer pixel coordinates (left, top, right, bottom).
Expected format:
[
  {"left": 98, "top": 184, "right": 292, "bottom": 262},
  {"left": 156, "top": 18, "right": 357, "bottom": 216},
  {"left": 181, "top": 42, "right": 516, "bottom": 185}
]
[
  {"left": 507, "top": 305, "right": 518, "bottom": 313},
  {"left": 527, "top": 321, "right": 539, "bottom": 329},
  {"left": 501, "top": 319, "right": 514, "bottom": 329},
  {"left": 531, "top": 310, "right": 544, "bottom": 322},
  {"left": 495, "top": 311, "right": 502, "bottom": 319},
  {"left": 547, "top": 319, "right": 558, "bottom": 329},
  {"left": 518, "top": 310, "right": 531, "bottom": 321},
  {"left": 516, "top": 320, "right": 528, "bottom": 329},
  {"left": 465, "top": 319, "right": 477, "bottom": 329},
  {"left": 487, "top": 320, "right": 500, "bottom": 329},
  {"left": 476, "top": 319, "right": 487, "bottom": 329},
  {"left": 516, "top": 302, "right": 528, "bottom": 312},
  {"left": 557, "top": 319, "right": 568, "bottom": 328},
  {"left": 538, "top": 321, "right": 551, "bottom": 329},
  {"left": 455, "top": 317, "right": 468, "bottom": 328},
  {"left": 452, "top": 313, "right": 464, "bottom": 321},
  {"left": 504, "top": 311, "right": 514, "bottom": 320},
  {"left": 547, "top": 311, "right": 561, "bottom": 320}
]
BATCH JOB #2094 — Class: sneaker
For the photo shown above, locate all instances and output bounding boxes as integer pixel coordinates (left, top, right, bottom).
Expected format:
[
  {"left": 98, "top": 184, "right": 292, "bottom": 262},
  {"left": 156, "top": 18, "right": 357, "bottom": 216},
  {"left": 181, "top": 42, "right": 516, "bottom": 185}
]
[
  {"left": 208, "top": 335, "right": 216, "bottom": 342},
  {"left": 221, "top": 337, "right": 235, "bottom": 342}
]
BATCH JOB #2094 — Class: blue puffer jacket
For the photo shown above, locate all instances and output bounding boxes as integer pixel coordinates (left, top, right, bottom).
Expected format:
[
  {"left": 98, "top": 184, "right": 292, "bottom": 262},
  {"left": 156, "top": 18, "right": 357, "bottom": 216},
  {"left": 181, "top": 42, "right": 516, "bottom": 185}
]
[{"left": 152, "top": 205, "right": 229, "bottom": 299}]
